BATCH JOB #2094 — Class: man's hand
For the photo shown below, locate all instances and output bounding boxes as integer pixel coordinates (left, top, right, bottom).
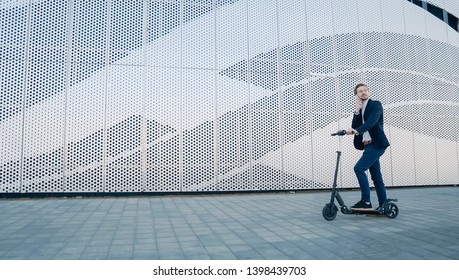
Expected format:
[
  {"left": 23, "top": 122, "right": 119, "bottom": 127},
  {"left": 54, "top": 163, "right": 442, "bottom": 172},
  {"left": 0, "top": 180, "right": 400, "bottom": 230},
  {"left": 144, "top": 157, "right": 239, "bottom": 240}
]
[
  {"left": 346, "top": 128, "right": 358, "bottom": 135},
  {"left": 355, "top": 97, "right": 362, "bottom": 112}
]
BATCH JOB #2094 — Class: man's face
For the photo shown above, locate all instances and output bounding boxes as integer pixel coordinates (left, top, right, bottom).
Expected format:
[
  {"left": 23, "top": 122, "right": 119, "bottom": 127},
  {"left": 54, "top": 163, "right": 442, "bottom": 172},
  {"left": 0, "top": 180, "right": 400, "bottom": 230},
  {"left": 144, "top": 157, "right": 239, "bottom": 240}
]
[{"left": 356, "top": 85, "right": 369, "bottom": 101}]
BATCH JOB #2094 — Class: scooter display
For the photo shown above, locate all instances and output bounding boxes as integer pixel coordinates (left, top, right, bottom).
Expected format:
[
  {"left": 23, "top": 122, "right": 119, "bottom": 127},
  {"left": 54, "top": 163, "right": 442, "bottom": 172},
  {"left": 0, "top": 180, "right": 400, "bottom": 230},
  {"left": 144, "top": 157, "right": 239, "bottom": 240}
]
[{"left": 322, "top": 130, "right": 399, "bottom": 221}]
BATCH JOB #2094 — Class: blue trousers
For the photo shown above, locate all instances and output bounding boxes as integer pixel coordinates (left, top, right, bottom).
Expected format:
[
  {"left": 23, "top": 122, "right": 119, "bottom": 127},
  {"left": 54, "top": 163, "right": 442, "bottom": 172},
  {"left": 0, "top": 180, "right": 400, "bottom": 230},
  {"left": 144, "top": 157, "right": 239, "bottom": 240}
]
[{"left": 354, "top": 143, "right": 387, "bottom": 206}]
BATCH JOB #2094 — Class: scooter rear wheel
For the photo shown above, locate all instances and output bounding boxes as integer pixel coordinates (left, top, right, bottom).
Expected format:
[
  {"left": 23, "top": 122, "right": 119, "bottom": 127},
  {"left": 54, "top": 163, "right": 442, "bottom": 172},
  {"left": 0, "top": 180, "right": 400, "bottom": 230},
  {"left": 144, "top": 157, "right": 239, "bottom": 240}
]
[{"left": 322, "top": 203, "right": 338, "bottom": 221}]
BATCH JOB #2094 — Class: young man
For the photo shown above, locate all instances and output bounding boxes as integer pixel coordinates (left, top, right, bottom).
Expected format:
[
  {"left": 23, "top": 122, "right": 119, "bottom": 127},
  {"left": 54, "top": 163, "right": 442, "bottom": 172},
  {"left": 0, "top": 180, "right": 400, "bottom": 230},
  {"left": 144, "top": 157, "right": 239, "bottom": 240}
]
[{"left": 345, "top": 83, "right": 390, "bottom": 210}]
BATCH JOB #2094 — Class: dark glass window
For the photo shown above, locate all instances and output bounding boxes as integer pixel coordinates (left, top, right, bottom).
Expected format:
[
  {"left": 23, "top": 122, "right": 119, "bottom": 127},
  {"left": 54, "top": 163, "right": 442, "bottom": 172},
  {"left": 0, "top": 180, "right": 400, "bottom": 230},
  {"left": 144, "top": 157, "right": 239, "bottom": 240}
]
[
  {"left": 427, "top": 3, "right": 444, "bottom": 21},
  {"left": 412, "top": 0, "right": 423, "bottom": 7},
  {"left": 448, "top": 13, "right": 458, "bottom": 32}
]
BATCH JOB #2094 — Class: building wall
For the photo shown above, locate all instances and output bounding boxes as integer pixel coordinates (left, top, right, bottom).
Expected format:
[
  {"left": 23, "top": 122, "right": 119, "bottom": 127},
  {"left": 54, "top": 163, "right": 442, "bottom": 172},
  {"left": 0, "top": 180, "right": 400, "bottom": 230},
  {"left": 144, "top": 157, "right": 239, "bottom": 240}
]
[{"left": 1, "top": 0, "right": 459, "bottom": 194}]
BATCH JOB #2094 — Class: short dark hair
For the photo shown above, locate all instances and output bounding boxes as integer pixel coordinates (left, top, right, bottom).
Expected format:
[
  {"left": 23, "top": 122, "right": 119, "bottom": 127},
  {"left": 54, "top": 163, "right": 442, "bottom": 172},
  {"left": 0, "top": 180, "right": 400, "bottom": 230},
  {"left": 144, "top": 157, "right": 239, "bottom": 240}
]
[{"left": 354, "top": 83, "right": 368, "bottom": 95}]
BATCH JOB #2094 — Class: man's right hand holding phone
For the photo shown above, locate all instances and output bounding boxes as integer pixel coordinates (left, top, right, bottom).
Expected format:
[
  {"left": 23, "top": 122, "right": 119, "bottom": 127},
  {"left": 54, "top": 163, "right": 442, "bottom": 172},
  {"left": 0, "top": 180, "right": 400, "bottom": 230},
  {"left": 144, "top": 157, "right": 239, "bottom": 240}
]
[{"left": 355, "top": 96, "right": 362, "bottom": 112}]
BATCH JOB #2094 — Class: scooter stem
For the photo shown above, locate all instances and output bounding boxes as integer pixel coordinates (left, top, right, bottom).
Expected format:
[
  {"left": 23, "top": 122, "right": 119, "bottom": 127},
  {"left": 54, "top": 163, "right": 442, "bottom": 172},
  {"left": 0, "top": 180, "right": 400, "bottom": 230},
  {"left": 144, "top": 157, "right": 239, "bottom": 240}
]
[{"left": 333, "top": 151, "right": 341, "bottom": 189}]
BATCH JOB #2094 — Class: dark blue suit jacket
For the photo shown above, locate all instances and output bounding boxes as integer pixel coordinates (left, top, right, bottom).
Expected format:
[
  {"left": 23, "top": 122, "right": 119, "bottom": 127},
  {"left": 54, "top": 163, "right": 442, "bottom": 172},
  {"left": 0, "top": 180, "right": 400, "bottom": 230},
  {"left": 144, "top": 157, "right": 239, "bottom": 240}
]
[{"left": 352, "top": 99, "right": 390, "bottom": 150}]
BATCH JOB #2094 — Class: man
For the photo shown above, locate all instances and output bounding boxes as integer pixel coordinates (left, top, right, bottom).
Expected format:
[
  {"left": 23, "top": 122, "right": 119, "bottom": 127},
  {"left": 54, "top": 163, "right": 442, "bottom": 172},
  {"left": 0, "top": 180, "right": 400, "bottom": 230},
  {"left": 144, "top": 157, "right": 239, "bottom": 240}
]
[{"left": 345, "top": 83, "right": 390, "bottom": 210}]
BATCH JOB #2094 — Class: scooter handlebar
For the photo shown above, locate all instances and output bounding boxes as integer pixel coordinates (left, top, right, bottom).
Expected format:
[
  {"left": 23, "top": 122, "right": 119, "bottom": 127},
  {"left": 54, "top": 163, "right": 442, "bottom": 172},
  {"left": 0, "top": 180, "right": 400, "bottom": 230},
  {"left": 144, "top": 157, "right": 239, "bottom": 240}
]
[{"left": 331, "top": 130, "right": 346, "bottom": 136}]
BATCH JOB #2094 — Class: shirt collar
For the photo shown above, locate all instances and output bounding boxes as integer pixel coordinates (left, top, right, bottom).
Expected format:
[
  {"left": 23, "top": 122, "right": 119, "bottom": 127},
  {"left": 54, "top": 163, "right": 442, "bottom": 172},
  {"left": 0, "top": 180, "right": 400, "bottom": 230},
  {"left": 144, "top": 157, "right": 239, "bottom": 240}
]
[{"left": 361, "top": 98, "right": 370, "bottom": 110}]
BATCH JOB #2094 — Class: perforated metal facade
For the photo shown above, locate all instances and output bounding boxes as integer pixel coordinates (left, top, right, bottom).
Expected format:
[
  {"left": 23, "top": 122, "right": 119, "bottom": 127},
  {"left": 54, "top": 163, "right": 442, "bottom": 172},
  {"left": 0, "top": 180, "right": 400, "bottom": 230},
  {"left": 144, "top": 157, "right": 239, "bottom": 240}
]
[{"left": 1, "top": 0, "right": 459, "bottom": 195}]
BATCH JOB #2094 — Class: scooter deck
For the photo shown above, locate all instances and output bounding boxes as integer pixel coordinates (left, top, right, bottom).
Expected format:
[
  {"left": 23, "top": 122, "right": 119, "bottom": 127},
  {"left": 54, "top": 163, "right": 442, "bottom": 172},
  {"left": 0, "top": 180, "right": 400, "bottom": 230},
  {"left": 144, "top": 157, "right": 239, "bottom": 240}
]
[{"left": 350, "top": 208, "right": 383, "bottom": 215}]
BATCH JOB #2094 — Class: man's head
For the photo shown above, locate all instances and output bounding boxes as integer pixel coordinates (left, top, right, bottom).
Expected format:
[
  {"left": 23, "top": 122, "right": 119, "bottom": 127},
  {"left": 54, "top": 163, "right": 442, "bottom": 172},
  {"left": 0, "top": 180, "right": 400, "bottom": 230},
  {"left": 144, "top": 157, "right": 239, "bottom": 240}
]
[{"left": 354, "top": 83, "right": 369, "bottom": 101}]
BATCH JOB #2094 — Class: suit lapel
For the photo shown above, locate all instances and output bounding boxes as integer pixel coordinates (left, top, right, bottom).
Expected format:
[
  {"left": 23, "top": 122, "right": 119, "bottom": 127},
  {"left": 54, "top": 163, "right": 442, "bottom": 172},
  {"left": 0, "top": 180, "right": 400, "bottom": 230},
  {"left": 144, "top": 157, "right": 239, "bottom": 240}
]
[{"left": 363, "top": 99, "right": 372, "bottom": 120}]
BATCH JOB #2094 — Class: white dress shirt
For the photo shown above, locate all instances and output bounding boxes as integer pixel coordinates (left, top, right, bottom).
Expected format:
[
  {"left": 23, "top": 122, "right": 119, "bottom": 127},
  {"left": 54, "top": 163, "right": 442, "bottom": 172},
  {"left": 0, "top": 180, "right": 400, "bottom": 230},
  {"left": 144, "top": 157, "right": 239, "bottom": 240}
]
[{"left": 361, "top": 99, "right": 372, "bottom": 142}]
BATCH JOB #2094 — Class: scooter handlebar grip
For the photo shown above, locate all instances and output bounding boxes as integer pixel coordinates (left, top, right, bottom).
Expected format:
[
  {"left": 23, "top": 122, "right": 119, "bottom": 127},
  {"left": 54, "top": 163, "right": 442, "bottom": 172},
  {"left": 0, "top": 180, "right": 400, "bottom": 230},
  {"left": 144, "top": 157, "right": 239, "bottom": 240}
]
[{"left": 331, "top": 130, "right": 346, "bottom": 136}]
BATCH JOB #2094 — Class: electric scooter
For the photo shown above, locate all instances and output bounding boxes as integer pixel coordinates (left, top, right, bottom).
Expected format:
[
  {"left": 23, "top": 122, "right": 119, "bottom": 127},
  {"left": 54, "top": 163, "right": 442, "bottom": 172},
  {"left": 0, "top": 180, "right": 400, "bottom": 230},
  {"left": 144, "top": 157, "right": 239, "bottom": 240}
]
[{"left": 322, "top": 130, "right": 399, "bottom": 221}]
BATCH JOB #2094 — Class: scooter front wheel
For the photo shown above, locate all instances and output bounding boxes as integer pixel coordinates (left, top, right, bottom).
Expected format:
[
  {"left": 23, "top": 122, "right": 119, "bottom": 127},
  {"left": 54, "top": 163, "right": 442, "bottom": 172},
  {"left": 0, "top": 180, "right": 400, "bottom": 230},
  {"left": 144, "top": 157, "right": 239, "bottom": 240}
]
[
  {"left": 385, "top": 202, "right": 399, "bottom": 219},
  {"left": 322, "top": 203, "right": 338, "bottom": 221}
]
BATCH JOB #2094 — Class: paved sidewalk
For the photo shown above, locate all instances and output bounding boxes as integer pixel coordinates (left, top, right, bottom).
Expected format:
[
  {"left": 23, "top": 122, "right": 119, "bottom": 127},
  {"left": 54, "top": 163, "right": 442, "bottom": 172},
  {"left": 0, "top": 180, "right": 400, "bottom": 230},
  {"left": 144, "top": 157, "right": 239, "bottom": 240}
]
[{"left": 0, "top": 186, "right": 458, "bottom": 260}]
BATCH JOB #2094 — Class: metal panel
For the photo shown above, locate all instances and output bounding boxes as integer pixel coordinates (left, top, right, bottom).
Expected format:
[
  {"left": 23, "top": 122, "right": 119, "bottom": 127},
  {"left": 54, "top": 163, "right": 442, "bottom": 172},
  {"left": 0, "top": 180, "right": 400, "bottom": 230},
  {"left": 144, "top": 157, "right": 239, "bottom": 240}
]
[
  {"left": 333, "top": 0, "right": 360, "bottom": 72},
  {"left": 145, "top": 67, "right": 181, "bottom": 192},
  {"left": 105, "top": 65, "right": 143, "bottom": 192},
  {"left": 275, "top": 0, "right": 309, "bottom": 190},
  {"left": 215, "top": 0, "right": 250, "bottom": 191},
  {"left": 64, "top": 0, "right": 108, "bottom": 193},
  {"left": 110, "top": 0, "right": 143, "bottom": 65},
  {"left": 217, "top": 71, "right": 251, "bottom": 191},
  {"left": 306, "top": 0, "right": 334, "bottom": 76},
  {"left": 412, "top": 82, "right": 439, "bottom": 185},
  {"left": 182, "top": 69, "right": 216, "bottom": 191},
  {"left": 148, "top": 0, "right": 181, "bottom": 68},
  {"left": 21, "top": 1, "right": 69, "bottom": 193},
  {"left": 247, "top": 0, "right": 281, "bottom": 190},
  {"left": 310, "top": 76, "right": 338, "bottom": 188},
  {"left": 182, "top": 0, "right": 215, "bottom": 69},
  {"left": 65, "top": 63, "right": 105, "bottom": 192},
  {"left": 0, "top": 0, "right": 26, "bottom": 195},
  {"left": 22, "top": 62, "right": 67, "bottom": 193},
  {"left": 431, "top": 84, "right": 459, "bottom": 184}
]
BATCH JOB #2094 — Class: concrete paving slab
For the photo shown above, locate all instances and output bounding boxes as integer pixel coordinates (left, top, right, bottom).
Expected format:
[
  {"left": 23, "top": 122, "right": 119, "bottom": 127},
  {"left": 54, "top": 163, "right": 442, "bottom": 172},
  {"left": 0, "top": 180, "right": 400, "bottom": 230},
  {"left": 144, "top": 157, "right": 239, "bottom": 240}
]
[{"left": 0, "top": 186, "right": 458, "bottom": 260}]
